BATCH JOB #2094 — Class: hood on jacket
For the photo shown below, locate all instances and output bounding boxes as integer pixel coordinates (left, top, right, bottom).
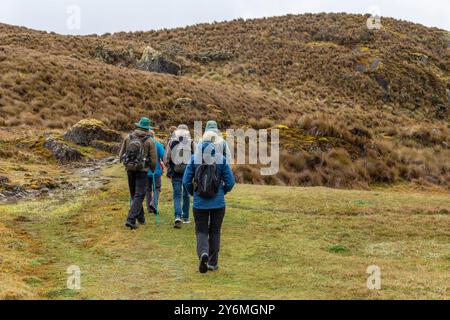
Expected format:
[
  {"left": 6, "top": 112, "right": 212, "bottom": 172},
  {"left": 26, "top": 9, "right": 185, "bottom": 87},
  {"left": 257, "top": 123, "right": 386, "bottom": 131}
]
[
  {"left": 133, "top": 128, "right": 149, "bottom": 138},
  {"left": 195, "top": 140, "right": 223, "bottom": 164}
]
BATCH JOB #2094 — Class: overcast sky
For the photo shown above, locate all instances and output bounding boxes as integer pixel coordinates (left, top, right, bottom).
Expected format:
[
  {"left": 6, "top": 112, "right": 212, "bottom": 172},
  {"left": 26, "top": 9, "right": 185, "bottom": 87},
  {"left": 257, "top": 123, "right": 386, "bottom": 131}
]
[{"left": 0, "top": 0, "right": 449, "bottom": 35}]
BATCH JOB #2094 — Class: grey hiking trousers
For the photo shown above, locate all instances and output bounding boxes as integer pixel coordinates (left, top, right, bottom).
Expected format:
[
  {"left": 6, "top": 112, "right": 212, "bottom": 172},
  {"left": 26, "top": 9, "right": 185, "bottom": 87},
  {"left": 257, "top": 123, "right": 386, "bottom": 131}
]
[{"left": 193, "top": 207, "right": 226, "bottom": 267}]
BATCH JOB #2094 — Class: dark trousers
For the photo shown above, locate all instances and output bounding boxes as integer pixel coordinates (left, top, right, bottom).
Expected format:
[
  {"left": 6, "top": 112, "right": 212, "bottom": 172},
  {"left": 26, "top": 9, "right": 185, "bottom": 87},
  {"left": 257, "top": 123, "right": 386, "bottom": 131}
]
[
  {"left": 146, "top": 175, "right": 162, "bottom": 213},
  {"left": 127, "top": 171, "right": 148, "bottom": 224},
  {"left": 193, "top": 207, "right": 226, "bottom": 267}
]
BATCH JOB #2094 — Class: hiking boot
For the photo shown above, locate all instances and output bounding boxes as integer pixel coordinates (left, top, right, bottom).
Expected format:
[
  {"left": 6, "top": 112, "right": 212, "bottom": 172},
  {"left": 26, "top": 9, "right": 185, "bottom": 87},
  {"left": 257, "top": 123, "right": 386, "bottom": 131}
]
[
  {"left": 174, "top": 219, "right": 182, "bottom": 229},
  {"left": 149, "top": 205, "right": 157, "bottom": 215},
  {"left": 207, "top": 264, "right": 219, "bottom": 271},
  {"left": 138, "top": 220, "right": 146, "bottom": 226},
  {"left": 199, "top": 253, "right": 209, "bottom": 274},
  {"left": 183, "top": 219, "right": 191, "bottom": 224},
  {"left": 125, "top": 222, "right": 138, "bottom": 230}
]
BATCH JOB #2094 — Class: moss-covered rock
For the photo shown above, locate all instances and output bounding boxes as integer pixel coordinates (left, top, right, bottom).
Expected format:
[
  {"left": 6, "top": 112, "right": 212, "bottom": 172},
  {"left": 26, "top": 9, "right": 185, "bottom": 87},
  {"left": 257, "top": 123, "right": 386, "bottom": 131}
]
[
  {"left": 64, "top": 119, "right": 122, "bottom": 146},
  {"left": 94, "top": 43, "right": 137, "bottom": 67},
  {"left": 44, "top": 136, "right": 83, "bottom": 164},
  {"left": 137, "top": 46, "right": 181, "bottom": 75}
]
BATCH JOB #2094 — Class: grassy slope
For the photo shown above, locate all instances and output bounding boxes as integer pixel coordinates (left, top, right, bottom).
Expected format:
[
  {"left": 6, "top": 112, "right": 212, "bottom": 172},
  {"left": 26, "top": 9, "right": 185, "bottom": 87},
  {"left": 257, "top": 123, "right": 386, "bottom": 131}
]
[
  {"left": 1, "top": 14, "right": 449, "bottom": 189},
  {"left": 0, "top": 164, "right": 448, "bottom": 300}
]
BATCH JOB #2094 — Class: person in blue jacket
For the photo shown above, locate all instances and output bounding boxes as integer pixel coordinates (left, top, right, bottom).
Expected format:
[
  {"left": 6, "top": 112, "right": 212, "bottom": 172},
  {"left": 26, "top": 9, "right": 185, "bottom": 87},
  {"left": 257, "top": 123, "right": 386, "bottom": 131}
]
[
  {"left": 146, "top": 130, "right": 165, "bottom": 217},
  {"left": 183, "top": 134, "right": 235, "bottom": 273}
]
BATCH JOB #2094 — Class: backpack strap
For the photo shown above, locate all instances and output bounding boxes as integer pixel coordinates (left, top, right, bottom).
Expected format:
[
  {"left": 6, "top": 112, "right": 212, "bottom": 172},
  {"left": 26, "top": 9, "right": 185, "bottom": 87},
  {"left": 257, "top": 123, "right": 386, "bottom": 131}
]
[
  {"left": 143, "top": 134, "right": 152, "bottom": 143},
  {"left": 168, "top": 139, "right": 180, "bottom": 167}
]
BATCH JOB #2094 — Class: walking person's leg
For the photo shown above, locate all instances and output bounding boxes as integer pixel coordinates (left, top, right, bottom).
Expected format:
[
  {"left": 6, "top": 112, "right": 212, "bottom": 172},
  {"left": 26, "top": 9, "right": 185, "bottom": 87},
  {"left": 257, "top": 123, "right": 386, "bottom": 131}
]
[
  {"left": 126, "top": 171, "right": 147, "bottom": 228},
  {"left": 182, "top": 184, "right": 190, "bottom": 223},
  {"left": 172, "top": 177, "right": 183, "bottom": 227},
  {"left": 128, "top": 171, "right": 136, "bottom": 206},
  {"left": 145, "top": 175, "right": 153, "bottom": 215},
  {"left": 193, "top": 208, "right": 210, "bottom": 273},
  {"left": 137, "top": 174, "right": 148, "bottom": 225},
  {"left": 126, "top": 171, "right": 137, "bottom": 228},
  {"left": 208, "top": 207, "right": 226, "bottom": 270},
  {"left": 153, "top": 176, "right": 162, "bottom": 212}
]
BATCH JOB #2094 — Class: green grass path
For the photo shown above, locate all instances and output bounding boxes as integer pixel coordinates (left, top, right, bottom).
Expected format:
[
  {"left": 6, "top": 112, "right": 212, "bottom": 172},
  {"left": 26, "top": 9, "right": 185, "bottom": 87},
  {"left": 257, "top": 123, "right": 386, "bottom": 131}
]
[{"left": 0, "top": 164, "right": 449, "bottom": 299}]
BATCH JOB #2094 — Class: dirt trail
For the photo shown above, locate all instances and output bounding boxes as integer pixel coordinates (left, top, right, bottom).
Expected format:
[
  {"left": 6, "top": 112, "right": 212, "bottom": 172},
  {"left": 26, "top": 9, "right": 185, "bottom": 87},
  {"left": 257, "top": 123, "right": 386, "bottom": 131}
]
[{"left": 0, "top": 157, "right": 119, "bottom": 204}]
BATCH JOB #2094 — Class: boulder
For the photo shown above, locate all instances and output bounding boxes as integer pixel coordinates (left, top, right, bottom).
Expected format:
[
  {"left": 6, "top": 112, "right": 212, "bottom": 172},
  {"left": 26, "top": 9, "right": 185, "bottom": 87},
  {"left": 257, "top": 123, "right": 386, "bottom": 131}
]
[
  {"left": 355, "top": 64, "right": 367, "bottom": 73},
  {"left": 44, "top": 136, "right": 83, "bottom": 164},
  {"left": 137, "top": 46, "right": 181, "bottom": 75},
  {"left": 90, "top": 140, "right": 121, "bottom": 154},
  {"left": 64, "top": 119, "right": 122, "bottom": 146},
  {"left": 374, "top": 74, "right": 390, "bottom": 91}
]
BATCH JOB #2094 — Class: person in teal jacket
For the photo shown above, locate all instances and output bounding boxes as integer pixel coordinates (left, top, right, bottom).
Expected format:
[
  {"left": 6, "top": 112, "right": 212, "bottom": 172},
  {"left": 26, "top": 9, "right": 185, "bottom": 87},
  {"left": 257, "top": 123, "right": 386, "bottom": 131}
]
[
  {"left": 146, "top": 131, "right": 165, "bottom": 216},
  {"left": 183, "top": 139, "right": 235, "bottom": 273}
]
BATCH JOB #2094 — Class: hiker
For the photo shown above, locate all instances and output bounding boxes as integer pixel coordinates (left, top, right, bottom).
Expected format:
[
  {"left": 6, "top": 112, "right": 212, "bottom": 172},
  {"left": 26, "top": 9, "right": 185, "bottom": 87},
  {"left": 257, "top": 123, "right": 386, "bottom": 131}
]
[
  {"left": 166, "top": 126, "right": 177, "bottom": 145},
  {"left": 183, "top": 134, "right": 235, "bottom": 273},
  {"left": 198, "top": 121, "right": 232, "bottom": 163},
  {"left": 164, "top": 124, "right": 195, "bottom": 228},
  {"left": 119, "top": 117, "right": 157, "bottom": 230},
  {"left": 146, "top": 129, "right": 165, "bottom": 217}
]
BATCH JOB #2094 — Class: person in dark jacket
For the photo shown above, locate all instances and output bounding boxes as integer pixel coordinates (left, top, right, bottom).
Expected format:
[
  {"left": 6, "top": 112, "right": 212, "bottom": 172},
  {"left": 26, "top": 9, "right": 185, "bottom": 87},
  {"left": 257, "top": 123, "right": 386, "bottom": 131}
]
[
  {"left": 183, "top": 139, "right": 235, "bottom": 273},
  {"left": 119, "top": 117, "right": 157, "bottom": 230}
]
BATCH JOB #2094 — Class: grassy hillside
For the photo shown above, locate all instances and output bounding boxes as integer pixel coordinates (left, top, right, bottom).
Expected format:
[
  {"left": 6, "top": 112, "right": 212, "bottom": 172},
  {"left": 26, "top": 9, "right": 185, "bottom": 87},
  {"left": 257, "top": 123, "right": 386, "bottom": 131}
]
[
  {"left": 0, "top": 164, "right": 448, "bottom": 300},
  {"left": 0, "top": 13, "right": 449, "bottom": 189}
]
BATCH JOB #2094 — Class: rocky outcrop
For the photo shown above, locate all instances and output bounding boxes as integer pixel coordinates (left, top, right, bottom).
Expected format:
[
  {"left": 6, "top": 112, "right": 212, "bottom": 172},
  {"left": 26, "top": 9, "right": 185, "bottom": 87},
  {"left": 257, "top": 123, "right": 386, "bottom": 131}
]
[
  {"left": 64, "top": 119, "right": 122, "bottom": 147},
  {"left": 44, "top": 136, "right": 83, "bottom": 164},
  {"left": 187, "top": 50, "right": 233, "bottom": 64},
  {"left": 137, "top": 46, "right": 181, "bottom": 75},
  {"left": 94, "top": 43, "right": 136, "bottom": 67},
  {"left": 0, "top": 183, "right": 31, "bottom": 203}
]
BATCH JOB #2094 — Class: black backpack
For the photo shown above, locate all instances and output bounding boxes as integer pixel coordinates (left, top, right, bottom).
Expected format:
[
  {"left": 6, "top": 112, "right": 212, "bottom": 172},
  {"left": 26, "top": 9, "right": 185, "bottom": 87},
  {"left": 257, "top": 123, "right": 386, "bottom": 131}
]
[
  {"left": 194, "top": 162, "right": 220, "bottom": 199},
  {"left": 172, "top": 139, "right": 187, "bottom": 174},
  {"left": 123, "top": 133, "right": 149, "bottom": 171}
]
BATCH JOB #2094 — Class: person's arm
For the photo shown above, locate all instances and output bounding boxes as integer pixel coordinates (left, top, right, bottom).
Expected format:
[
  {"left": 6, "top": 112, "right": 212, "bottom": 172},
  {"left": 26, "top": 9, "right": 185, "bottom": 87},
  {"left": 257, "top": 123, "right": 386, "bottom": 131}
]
[
  {"left": 163, "top": 141, "right": 172, "bottom": 166},
  {"left": 157, "top": 143, "right": 165, "bottom": 173},
  {"left": 222, "top": 161, "right": 235, "bottom": 194},
  {"left": 158, "top": 143, "right": 165, "bottom": 160},
  {"left": 118, "top": 136, "right": 128, "bottom": 163},
  {"left": 183, "top": 155, "right": 196, "bottom": 196}
]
